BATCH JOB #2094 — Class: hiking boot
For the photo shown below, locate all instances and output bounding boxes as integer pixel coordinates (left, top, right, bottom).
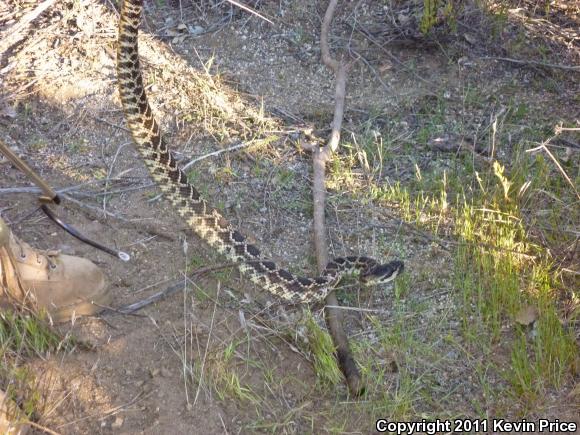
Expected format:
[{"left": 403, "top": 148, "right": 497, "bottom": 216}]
[
  {"left": 0, "top": 217, "right": 111, "bottom": 323},
  {"left": 0, "top": 389, "right": 29, "bottom": 435}
]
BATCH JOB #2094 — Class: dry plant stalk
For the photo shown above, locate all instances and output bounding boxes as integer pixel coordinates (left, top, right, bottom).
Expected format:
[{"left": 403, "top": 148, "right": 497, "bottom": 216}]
[{"left": 312, "top": 0, "right": 364, "bottom": 396}]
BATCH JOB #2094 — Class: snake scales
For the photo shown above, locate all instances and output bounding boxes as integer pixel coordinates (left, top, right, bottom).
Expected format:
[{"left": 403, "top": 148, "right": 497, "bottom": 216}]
[{"left": 117, "top": 0, "right": 403, "bottom": 304}]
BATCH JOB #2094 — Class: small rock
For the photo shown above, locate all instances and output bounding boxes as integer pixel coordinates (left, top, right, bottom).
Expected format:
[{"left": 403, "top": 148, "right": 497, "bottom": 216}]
[
  {"left": 514, "top": 305, "right": 538, "bottom": 326},
  {"left": 188, "top": 25, "right": 204, "bottom": 35},
  {"left": 464, "top": 33, "right": 477, "bottom": 45},
  {"left": 458, "top": 56, "right": 474, "bottom": 67},
  {"left": 397, "top": 13, "right": 410, "bottom": 25},
  {"left": 111, "top": 416, "right": 124, "bottom": 429}
]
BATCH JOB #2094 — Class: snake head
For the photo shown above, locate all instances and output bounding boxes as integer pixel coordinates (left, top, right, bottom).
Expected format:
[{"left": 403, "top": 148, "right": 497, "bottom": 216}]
[{"left": 360, "top": 260, "right": 404, "bottom": 286}]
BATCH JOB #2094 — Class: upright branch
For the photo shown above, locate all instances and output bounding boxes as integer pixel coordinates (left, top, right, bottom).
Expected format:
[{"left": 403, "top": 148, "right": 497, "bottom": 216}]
[
  {"left": 312, "top": 0, "right": 364, "bottom": 396},
  {"left": 319, "top": 0, "right": 350, "bottom": 158}
]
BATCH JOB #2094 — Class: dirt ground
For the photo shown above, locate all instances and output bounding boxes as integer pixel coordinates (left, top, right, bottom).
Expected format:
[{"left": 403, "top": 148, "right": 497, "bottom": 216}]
[{"left": 1, "top": 0, "right": 579, "bottom": 433}]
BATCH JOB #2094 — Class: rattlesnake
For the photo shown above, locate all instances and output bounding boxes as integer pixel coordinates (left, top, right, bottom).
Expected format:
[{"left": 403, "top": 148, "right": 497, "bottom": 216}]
[{"left": 117, "top": 0, "right": 403, "bottom": 304}]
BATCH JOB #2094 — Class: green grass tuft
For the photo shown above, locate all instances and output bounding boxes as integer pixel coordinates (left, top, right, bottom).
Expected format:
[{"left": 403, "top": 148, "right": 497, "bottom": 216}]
[{"left": 304, "top": 313, "right": 342, "bottom": 387}]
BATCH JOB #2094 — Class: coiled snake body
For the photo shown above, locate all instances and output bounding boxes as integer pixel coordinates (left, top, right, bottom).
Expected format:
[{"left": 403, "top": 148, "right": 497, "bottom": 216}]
[{"left": 117, "top": 0, "right": 403, "bottom": 304}]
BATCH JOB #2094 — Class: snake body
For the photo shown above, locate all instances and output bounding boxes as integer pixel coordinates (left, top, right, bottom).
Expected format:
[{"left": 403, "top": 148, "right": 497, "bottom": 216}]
[{"left": 117, "top": 0, "right": 403, "bottom": 304}]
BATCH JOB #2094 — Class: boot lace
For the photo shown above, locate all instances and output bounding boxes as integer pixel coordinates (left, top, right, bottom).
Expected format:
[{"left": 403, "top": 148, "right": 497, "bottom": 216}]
[{"left": 13, "top": 236, "right": 58, "bottom": 269}]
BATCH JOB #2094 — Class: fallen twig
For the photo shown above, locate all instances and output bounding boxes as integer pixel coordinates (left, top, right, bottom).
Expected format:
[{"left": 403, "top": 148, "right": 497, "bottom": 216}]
[
  {"left": 481, "top": 56, "right": 580, "bottom": 72},
  {"left": 88, "top": 115, "right": 131, "bottom": 133},
  {"left": 347, "top": 21, "right": 436, "bottom": 87},
  {"left": 526, "top": 138, "right": 580, "bottom": 200},
  {"left": 55, "top": 391, "right": 147, "bottom": 430},
  {"left": 25, "top": 421, "right": 61, "bottom": 435},
  {"left": 0, "top": 178, "right": 151, "bottom": 197},
  {"left": 182, "top": 141, "right": 256, "bottom": 171},
  {"left": 225, "top": 0, "right": 273, "bottom": 24},
  {"left": 60, "top": 194, "right": 129, "bottom": 221},
  {"left": 114, "top": 262, "right": 240, "bottom": 314}
]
